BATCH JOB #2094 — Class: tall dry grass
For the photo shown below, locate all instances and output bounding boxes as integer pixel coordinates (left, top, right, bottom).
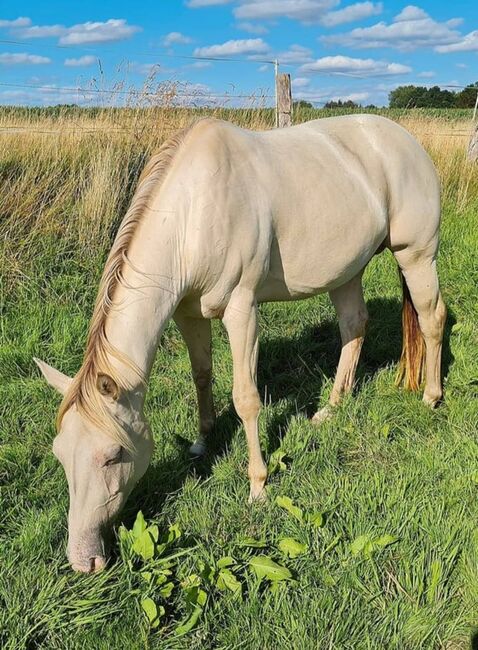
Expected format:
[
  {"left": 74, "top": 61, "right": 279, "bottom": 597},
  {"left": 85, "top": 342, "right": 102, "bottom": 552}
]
[{"left": 1, "top": 101, "right": 476, "bottom": 295}]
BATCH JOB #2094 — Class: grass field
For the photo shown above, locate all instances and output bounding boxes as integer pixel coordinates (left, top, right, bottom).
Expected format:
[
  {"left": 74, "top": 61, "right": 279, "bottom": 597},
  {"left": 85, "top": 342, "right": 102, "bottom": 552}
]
[{"left": 1, "top": 105, "right": 478, "bottom": 649}]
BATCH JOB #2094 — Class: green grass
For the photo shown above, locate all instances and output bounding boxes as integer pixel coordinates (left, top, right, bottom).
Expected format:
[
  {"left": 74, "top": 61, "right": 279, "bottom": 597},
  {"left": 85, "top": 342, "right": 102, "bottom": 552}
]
[{"left": 1, "top": 108, "right": 478, "bottom": 648}]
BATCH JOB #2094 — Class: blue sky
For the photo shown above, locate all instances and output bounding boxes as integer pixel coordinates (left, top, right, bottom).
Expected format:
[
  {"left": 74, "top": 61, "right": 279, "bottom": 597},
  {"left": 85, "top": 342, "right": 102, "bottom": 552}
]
[{"left": 0, "top": 0, "right": 477, "bottom": 107}]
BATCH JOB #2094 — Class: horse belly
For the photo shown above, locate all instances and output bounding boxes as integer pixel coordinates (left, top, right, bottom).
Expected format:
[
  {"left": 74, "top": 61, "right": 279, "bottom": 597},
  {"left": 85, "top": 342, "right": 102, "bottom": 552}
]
[{"left": 257, "top": 210, "right": 386, "bottom": 303}]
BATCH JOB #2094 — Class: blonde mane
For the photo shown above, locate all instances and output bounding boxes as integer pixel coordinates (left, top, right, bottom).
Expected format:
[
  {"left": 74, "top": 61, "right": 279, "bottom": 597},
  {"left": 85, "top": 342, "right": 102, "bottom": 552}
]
[{"left": 57, "top": 123, "right": 195, "bottom": 449}]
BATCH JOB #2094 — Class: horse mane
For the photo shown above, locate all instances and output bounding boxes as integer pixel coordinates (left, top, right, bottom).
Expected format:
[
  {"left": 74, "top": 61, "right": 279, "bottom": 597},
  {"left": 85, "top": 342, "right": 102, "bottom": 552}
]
[{"left": 57, "top": 122, "right": 196, "bottom": 449}]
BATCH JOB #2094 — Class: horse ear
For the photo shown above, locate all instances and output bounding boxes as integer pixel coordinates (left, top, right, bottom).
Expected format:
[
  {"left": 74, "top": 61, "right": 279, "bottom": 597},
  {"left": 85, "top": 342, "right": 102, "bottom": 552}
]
[
  {"left": 96, "top": 374, "right": 119, "bottom": 400},
  {"left": 34, "top": 358, "right": 73, "bottom": 396}
]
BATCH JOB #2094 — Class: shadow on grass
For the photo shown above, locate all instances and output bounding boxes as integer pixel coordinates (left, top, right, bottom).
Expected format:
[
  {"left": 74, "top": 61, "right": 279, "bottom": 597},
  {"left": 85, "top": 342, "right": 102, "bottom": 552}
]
[{"left": 124, "top": 296, "right": 455, "bottom": 525}]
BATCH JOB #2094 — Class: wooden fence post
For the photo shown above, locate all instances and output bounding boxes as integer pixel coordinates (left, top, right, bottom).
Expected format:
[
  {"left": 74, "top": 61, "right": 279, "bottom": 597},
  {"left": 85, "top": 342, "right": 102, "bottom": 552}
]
[
  {"left": 276, "top": 72, "right": 292, "bottom": 128},
  {"left": 468, "top": 121, "right": 478, "bottom": 162},
  {"left": 468, "top": 90, "right": 478, "bottom": 162}
]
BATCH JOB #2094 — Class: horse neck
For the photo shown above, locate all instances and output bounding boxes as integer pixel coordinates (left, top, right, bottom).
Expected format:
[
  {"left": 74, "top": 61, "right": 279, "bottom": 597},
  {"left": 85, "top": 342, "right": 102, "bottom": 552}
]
[{"left": 103, "top": 194, "right": 186, "bottom": 394}]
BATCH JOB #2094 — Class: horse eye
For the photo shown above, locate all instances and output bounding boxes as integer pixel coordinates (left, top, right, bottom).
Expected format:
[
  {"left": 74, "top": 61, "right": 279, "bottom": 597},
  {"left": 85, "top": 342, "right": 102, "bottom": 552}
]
[{"left": 103, "top": 447, "right": 123, "bottom": 467}]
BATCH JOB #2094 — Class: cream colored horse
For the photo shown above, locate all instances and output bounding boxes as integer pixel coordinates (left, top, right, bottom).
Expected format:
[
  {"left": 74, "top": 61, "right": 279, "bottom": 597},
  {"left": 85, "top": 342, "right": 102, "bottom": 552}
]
[{"left": 36, "top": 115, "right": 446, "bottom": 572}]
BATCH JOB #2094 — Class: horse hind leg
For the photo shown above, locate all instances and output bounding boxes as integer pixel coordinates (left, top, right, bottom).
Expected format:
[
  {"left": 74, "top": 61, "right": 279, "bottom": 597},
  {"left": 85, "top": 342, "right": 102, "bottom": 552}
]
[
  {"left": 392, "top": 249, "right": 446, "bottom": 406},
  {"left": 313, "top": 272, "right": 368, "bottom": 423}
]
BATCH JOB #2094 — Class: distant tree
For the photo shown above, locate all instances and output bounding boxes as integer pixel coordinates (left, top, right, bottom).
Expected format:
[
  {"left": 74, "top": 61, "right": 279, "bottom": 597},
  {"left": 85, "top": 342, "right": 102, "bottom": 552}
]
[
  {"left": 389, "top": 85, "right": 427, "bottom": 108},
  {"left": 455, "top": 82, "right": 478, "bottom": 108},
  {"left": 389, "top": 83, "right": 477, "bottom": 109},
  {"left": 293, "top": 100, "right": 314, "bottom": 109},
  {"left": 324, "top": 99, "right": 360, "bottom": 109}
]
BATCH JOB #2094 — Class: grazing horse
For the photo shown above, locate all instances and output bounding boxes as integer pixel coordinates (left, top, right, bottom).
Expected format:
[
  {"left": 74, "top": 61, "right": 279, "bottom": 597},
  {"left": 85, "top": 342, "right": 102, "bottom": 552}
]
[{"left": 36, "top": 115, "right": 446, "bottom": 572}]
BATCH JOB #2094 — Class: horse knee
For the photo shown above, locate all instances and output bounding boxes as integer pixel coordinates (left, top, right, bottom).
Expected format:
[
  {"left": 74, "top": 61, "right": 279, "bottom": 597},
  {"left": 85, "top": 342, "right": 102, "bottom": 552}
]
[{"left": 233, "top": 389, "right": 260, "bottom": 422}]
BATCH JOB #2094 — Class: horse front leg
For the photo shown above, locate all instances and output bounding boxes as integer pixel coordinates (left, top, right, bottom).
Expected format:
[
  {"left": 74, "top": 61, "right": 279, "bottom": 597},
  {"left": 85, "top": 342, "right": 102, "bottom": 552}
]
[
  {"left": 174, "top": 313, "right": 215, "bottom": 457},
  {"left": 222, "top": 287, "right": 267, "bottom": 502},
  {"left": 313, "top": 273, "right": 368, "bottom": 424}
]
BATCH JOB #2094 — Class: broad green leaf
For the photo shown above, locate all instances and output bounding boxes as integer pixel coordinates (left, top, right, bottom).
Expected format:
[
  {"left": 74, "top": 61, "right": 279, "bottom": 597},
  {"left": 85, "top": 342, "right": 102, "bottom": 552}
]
[
  {"left": 159, "top": 581, "right": 174, "bottom": 598},
  {"left": 268, "top": 450, "right": 288, "bottom": 475},
  {"left": 132, "top": 511, "right": 147, "bottom": 539},
  {"left": 236, "top": 537, "right": 267, "bottom": 548},
  {"left": 167, "top": 523, "right": 181, "bottom": 544},
  {"left": 175, "top": 605, "right": 203, "bottom": 637},
  {"left": 132, "top": 530, "right": 155, "bottom": 561},
  {"left": 374, "top": 535, "right": 398, "bottom": 550},
  {"left": 147, "top": 525, "right": 159, "bottom": 542},
  {"left": 182, "top": 574, "right": 201, "bottom": 590},
  {"left": 275, "top": 496, "right": 303, "bottom": 522},
  {"left": 140, "top": 571, "right": 152, "bottom": 583},
  {"left": 307, "top": 511, "right": 325, "bottom": 528},
  {"left": 350, "top": 534, "right": 371, "bottom": 556},
  {"left": 249, "top": 555, "right": 292, "bottom": 582},
  {"left": 141, "top": 597, "right": 163, "bottom": 629},
  {"left": 217, "top": 568, "right": 242, "bottom": 596},
  {"left": 217, "top": 556, "right": 236, "bottom": 569},
  {"left": 118, "top": 525, "right": 130, "bottom": 543},
  {"left": 351, "top": 533, "right": 397, "bottom": 557},
  {"left": 278, "top": 537, "right": 308, "bottom": 558}
]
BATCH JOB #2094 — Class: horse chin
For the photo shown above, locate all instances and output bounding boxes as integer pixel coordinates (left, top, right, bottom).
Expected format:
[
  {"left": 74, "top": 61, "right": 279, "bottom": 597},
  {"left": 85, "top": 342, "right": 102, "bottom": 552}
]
[
  {"left": 68, "top": 529, "right": 108, "bottom": 573},
  {"left": 70, "top": 555, "right": 108, "bottom": 573}
]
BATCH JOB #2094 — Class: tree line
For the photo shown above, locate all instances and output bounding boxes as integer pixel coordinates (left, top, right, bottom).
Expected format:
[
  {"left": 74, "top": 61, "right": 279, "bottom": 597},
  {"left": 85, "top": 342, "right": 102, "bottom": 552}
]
[
  {"left": 293, "top": 82, "right": 478, "bottom": 110},
  {"left": 389, "top": 83, "right": 478, "bottom": 108}
]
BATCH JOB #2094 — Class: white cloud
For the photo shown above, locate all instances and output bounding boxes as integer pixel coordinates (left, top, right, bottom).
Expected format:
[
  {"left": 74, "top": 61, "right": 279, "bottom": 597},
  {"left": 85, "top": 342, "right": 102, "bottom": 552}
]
[
  {"left": 277, "top": 44, "right": 313, "bottom": 64},
  {"left": 194, "top": 38, "right": 269, "bottom": 57},
  {"left": 320, "top": 2, "right": 382, "bottom": 27},
  {"left": 300, "top": 55, "right": 411, "bottom": 77},
  {"left": 234, "top": 0, "right": 339, "bottom": 24},
  {"left": 0, "top": 86, "right": 97, "bottom": 106},
  {"left": 293, "top": 86, "right": 370, "bottom": 104},
  {"left": 16, "top": 24, "right": 65, "bottom": 38},
  {"left": 162, "top": 32, "right": 192, "bottom": 47},
  {"left": 417, "top": 70, "right": 435, "bottom": 78},
  {"left": 236, "top": 22, "right": 269, "bottom": 34},
  {"left": 0, "top": 16, "right": 32, "bottom": 28},
  {"left": 456, "top": 63, "right": 468, "bottom": 68},
  {"left": 17, "top": 18, "right": 140, "bottom": 45},
  {"left": 292, "top": 76, "right": 310, "bottom": 87},
  {"left": 0, "top": 52, "right": 51, "bottom": 65},
  {"left": 322, "top": 5, "right": 463, "bottom": 51},
  {"left": 64, "top": 55, "right": 97, "bottom": 67},
  {"left": 436, "top": 30, "right": 478, "bottom": 53}
]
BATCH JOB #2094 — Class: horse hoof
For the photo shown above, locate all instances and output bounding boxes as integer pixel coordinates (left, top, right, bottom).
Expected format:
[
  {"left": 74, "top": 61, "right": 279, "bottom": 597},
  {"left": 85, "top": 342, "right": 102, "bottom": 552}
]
[
  {"left": 423, "top": 393, "right": 441, "bottom": 409},
  {"left": 248, "top": 484, "right": 267, "bottom": 504},
  {"left": 189, "top": 440, "right": 207, "bottom": 458},
  {"left": 311, "top": 406, "right": 333, "bottom": 425}
]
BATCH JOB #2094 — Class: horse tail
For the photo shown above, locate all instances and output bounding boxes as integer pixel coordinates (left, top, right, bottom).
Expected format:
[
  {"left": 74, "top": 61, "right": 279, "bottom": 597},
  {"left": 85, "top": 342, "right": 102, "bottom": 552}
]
[{"left": 395, "top": 269, "right": 426, "bottom": 391}]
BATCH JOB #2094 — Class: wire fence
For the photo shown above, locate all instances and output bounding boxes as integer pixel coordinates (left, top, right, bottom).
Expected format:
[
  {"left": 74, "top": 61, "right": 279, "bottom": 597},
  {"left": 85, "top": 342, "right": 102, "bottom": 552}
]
[{"left": 0, "top": 36, "right": 477, "bottom": 144}]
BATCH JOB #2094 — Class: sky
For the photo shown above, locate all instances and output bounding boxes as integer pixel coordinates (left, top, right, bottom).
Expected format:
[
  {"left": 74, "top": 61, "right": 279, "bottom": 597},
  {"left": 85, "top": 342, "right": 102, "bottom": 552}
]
[{"left": 0, "top": 0, "right": 477, "bottom": 107}]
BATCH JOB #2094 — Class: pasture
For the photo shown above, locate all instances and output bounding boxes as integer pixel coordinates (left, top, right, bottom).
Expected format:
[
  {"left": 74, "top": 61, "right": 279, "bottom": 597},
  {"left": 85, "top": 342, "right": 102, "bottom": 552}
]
[{"left": 1, "top": 106, "right": 477, "bottom": 649}]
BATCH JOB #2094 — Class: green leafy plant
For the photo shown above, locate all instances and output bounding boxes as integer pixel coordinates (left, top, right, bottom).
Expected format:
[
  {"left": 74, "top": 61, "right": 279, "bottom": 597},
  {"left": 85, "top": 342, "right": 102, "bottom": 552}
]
[
  {"left": 119, "top": 511, "right": 300, "bottom": 637},
  {"left": 350, "top": 533, "right": 398, "bottom": 558}
]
